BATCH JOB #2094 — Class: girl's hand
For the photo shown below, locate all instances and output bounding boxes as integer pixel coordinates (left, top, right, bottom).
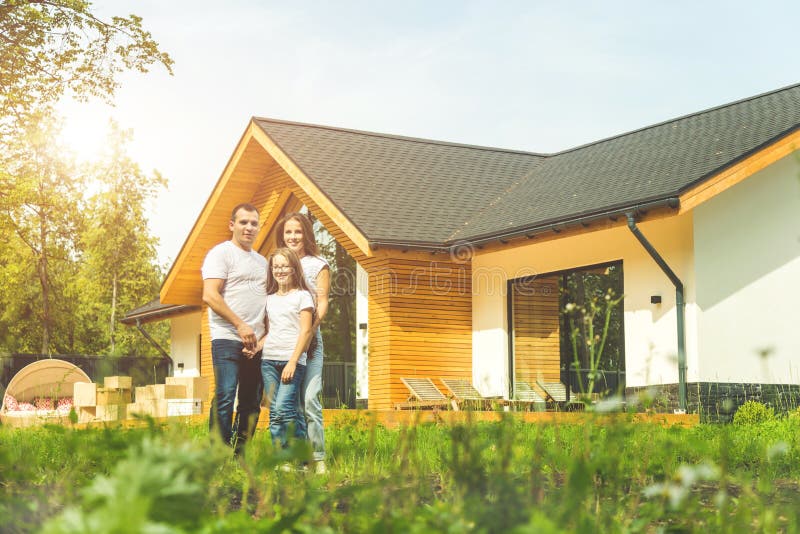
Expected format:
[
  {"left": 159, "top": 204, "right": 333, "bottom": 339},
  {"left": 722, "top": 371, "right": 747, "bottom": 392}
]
[
  {"left": 243, "top": 337, "right": 265, "bottom": 359},
  {"left": 281, "top": 361, "right": 297, "bottom": 383}
]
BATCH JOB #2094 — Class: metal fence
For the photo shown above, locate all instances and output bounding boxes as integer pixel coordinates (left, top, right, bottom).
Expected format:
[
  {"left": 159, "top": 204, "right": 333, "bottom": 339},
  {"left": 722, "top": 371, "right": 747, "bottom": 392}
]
[
  {"left": 322, "top": 361, "right": 356, "bottom": 408},
  {"left": 567, "top": 367, "right": 626, "bottom": 397}
]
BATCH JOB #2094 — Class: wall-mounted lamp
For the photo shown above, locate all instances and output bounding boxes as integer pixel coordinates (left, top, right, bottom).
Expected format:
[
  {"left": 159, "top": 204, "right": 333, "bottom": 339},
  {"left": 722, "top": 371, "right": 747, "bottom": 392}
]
[
  {"left": 359, "top": 323, "right": 368, "bottom": 330},
  {"left": 650, "top": 295, "right": 662, "bottom": 304}
]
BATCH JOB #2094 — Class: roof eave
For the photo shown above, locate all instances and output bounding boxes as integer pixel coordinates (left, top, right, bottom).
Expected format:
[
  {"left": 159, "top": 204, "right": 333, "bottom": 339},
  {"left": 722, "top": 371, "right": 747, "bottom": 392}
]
[
  {"left": 120, "top": 304, "right": 201, "bottom": 325},
  {"left": 462, "top": 197, "right": 681, "bottom": 248}
]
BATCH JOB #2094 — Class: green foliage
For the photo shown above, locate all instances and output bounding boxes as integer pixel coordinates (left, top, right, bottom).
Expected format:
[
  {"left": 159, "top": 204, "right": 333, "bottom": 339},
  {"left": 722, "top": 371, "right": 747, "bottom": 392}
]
[
  {"left": 75, "top": 122, "right": 167, "bottom": 355},
  {"left": 41, "top": 436, "right": 226, "bottom": 533},
  {"left": 564, "top": 286, "right": 624, "bottom": 399},
  {"left": 0, "top": 111, "right": 83, "bottom": 353},
  {"left": 0, "top": 0, "right": 173, "bottom": 134},
  {"left": 0, "top": 1, "right": 171, "bottom": 357},
  {"left": 733, "top": 400, "right": 776, "bottom": 426},
  {"left": 0, "top": 113, "right": 168, "bottom": 356},
  {"left": 3, "top": 416, "right": 800, "bottom": 532}
]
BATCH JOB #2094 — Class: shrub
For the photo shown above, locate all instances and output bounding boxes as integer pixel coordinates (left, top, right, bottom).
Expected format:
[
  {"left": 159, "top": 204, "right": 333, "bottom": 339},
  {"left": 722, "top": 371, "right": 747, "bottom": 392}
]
[{"left": 732, "top": 401, "right": 775, "bottom": 425}]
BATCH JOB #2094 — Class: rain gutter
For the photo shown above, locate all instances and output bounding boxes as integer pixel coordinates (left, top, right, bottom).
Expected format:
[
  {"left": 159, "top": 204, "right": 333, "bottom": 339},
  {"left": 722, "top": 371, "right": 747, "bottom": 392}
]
[{"left": 625, "top": 212, "right": 687, "bottom": 411}]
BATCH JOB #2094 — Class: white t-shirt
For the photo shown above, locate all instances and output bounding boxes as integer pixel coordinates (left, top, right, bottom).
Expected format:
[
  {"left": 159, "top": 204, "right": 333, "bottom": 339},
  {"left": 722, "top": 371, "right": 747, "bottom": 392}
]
[
  {"left": 300, "top": 255, "right": 329, "bottom": 293},
  {"left": 262, "top": 289, "right": 315, "bottom": 365},
  {"left": 201, "top": 241, "right": 267, "bottom": 342}
]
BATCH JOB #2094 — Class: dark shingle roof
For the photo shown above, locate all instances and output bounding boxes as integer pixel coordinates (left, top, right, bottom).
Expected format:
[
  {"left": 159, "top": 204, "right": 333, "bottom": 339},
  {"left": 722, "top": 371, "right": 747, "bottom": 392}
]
[{"left": 255, "top": 83, "right": 800, "bottom": 246}]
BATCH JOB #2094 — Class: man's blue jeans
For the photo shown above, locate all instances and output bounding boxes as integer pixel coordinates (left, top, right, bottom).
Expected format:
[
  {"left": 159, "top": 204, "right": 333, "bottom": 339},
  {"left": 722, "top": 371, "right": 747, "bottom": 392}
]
[
  {"left": 296, "top": 329, "right": 325, "bottom": 461},
  {"left": 210, "top": 339, "right": 262, "bottom": 451},
  {"left": 262, "top": 359, "right": 306, "bottom": 449}
]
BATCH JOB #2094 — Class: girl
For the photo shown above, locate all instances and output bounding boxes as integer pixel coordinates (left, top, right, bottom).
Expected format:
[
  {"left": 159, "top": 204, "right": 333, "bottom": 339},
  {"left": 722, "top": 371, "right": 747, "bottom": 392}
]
[
  {"left": 276, "top": 212, "right": 330, "bottom": 474},
  {"left": 253, "top": 247, "right": 315, "bottom": 450}
]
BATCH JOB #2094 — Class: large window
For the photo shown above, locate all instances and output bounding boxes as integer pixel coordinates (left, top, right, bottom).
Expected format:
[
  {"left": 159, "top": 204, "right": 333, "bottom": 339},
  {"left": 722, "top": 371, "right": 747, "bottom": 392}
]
[{"left": 510, "top": 262, "right": 625, "bottom": 399}]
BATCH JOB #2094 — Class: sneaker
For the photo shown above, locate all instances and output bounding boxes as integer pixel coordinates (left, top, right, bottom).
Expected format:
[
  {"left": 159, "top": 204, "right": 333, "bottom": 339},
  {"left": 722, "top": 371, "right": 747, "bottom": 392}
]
[
  {"left": 314, "top": 460, "right": 327, "bottom": 475},
  {"left": 276, "top": 463, "right": 294, "bottom": 473}
]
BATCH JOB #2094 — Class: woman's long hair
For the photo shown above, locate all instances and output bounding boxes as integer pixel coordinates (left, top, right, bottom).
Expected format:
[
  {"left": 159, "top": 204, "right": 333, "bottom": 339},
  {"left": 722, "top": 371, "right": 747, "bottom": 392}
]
[
  {"left": 266, "top": 247, "right": 314, "bottom": 297},
  {"left": 276, "top": 212, "right": 319, "bottom": 256}
]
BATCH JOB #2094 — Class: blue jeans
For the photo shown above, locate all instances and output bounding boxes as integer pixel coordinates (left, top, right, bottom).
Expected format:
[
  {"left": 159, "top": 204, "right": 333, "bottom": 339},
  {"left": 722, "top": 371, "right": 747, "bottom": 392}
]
[
  {"left": 210, "top": 339, "right": 262, "bottom": 451},
  {"left": 296, "top": 329, "right": 325, "bottom": 461},
  {"left": 261, "top": 359, "right": 307, "bottom": 449}
]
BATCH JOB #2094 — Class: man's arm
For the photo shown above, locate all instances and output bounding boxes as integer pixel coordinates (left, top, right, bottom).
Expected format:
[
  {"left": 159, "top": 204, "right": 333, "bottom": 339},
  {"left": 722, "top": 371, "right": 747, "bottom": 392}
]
[{"left": 202, "top": 278, "right": 257, "bottom": 350}]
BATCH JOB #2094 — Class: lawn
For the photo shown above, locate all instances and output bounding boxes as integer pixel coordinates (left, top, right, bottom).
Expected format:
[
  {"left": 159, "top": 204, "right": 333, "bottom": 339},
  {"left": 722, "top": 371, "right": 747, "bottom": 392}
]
[{"left": 2, "top": 410, "right": 800, "bottom": 533}]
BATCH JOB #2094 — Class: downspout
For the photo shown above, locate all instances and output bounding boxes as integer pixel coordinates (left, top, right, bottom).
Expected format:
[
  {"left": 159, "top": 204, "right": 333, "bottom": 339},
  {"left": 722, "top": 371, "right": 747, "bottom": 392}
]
[
  {"left": 626, "top": 213, "right": 687, "bottom": 412},
  {"left": 135, "top": 318, "right": 174, "bottom": 377}
]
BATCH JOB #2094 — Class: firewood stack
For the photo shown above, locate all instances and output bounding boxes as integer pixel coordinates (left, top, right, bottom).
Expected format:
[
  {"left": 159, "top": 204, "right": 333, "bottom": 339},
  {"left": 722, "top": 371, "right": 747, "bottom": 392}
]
[
  {"left": 73, "top": 376, "right": 209, "bottom": 422},
  {"left": 73, "top": 376, "right": 133, "bottom": 423}
]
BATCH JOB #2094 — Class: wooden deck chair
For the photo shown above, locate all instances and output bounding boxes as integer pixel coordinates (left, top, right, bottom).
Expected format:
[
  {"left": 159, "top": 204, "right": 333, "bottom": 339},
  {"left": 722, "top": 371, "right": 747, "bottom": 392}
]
[
  {"left": 395, "top": 378, "right": 456, "bottom": 410},
  {"left": 440, "top": 378, "right": 506, "bottom": 410},
  {"left": 509, "top": 380, "right": 547, "bottom": 411},
  {"left": 536, "top": 379, "right": 583, "bottom": 410}
]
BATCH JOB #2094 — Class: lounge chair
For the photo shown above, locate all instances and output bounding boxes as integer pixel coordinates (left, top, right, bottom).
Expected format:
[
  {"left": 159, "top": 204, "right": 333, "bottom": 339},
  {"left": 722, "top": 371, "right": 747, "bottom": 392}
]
[
  {"left": 395, "top": 377, "right": 456, "bottom": 410},
  {"left": 440, "top": 378, "right": 507, "bottom": 410},
  {"left": 536, "top": 379, "right": 583, "bottom": 410},
  {"left": 508, "top": 380, "right": 547, "bottom": 411}
]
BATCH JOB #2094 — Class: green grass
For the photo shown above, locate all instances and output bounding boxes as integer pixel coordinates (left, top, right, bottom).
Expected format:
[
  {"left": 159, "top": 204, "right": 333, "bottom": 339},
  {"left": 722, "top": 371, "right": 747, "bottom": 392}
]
[{"left": 2, "top": 412, "right": 800, "bottom": 532}]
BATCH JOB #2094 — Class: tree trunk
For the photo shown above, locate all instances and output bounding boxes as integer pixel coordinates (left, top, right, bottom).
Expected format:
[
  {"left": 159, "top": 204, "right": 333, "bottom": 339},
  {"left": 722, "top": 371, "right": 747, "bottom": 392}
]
[
  {"left": 39, "top": 213, "right": 50, "bottom": 355},
  {"left": 110, "top": 271, "right": 117, "bottom": 353}
]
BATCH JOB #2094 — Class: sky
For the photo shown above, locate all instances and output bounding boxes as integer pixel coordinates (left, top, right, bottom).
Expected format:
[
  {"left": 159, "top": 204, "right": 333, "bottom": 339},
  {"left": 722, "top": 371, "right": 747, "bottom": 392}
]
[{"left": 56, "top": 0, "right": 800, "bottom": 267}]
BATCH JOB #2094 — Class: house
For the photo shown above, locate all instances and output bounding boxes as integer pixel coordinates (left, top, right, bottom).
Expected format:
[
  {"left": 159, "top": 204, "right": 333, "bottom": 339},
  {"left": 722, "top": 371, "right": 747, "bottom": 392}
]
[{"left": 153, "top": 83, "right": 800, "bottom": 417}]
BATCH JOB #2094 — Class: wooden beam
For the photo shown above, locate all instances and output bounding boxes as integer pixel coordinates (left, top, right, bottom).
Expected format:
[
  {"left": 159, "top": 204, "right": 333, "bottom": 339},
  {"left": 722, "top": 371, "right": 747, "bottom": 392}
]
[
  {"left": 679, "top": 129, "right": 800, "bottom": 214},
  {"left": 249, "top": 122, "right": 373, "bottom": 258},
  {"left": 253, "top": 188, "right": 292, "bottom": 251}
]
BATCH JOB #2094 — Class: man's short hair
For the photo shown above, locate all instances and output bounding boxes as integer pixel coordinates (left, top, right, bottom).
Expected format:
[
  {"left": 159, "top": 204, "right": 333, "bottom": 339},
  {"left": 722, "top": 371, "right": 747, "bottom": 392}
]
[{"left": 230, "top": 203, "right": 259, "bottom": 221}]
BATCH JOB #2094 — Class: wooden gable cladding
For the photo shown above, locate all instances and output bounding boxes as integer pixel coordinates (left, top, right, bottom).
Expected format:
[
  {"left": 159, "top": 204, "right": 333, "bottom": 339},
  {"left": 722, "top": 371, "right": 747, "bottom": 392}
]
[
  {"left": 366, "top": 253, "right": 472, "bottom": 410},
  {"left": 161, "top": 120, "right": 374, "bottom": 306},
  {"left": 512, "top": 276, "right": 561, "bottom": 390},
  {"left": 161, "top": 135, "right": 279, "bottom": 305},
  {"left": 200, "top": 305, "right": 214, "bottom": 394}
]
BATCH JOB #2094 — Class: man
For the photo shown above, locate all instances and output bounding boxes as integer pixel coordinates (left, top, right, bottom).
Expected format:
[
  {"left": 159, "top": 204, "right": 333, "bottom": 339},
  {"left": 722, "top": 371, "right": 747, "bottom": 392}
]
[{"left": 201, "top": 203, "right": 266, "bottom": 454}]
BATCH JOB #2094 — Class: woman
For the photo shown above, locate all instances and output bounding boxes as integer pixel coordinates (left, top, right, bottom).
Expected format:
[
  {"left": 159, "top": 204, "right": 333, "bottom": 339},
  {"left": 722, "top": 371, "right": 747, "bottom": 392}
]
[{"left": 276, "top": 212, "right": 330, "bottom": 474}]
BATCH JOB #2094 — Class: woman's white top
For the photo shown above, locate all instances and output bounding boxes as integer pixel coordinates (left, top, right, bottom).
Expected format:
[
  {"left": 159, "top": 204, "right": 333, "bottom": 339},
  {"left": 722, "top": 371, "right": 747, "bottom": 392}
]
[{"left": 300, "top": 255, "right": 329, "bottom": 293}]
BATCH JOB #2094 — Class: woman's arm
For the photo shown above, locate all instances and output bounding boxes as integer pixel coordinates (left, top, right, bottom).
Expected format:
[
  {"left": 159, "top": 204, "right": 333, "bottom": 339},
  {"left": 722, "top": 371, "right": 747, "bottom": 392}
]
[
  {"left": 281, "top": 308, "right": 313, "bottom": 383},
  {"left": 312, "top": 266, "right": 331, "bottom": 329}
]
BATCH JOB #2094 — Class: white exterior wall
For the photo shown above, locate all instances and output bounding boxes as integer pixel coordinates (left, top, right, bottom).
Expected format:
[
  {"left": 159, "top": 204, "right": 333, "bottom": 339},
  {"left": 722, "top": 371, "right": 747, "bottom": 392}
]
[
  {"left": 355, "top": 263, "right": 369, "bottom": 400},
  {"left": 170, "top": 312, "right": 202, "bottom": 377},
  {"left": 472, "top": 212, "right": 697, "bottom": 397},
  {"left": 694, "top": 154, "right": 800, "bottom": 383}
]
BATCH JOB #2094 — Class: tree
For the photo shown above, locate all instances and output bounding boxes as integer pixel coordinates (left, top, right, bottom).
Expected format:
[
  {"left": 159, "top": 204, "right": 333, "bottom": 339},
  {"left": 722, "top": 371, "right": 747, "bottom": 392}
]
[
  {"left": 0, "top": 1, "right": 172, "bottom": 356},
  {"left": 0, "top": 111, "right": 83, "bottom": 354},
  {"left": 0, "top": 0, "right": 173, "bottom": 134},
  {"left": 76, "top": 122, "right": 167, "bottom": 355}
]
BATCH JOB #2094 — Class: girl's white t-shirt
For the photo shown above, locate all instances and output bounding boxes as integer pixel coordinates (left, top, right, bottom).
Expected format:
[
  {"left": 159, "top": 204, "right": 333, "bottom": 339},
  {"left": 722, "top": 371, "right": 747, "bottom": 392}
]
[{"left": 262, "top": 289, "right": 315, "bottom": 365}]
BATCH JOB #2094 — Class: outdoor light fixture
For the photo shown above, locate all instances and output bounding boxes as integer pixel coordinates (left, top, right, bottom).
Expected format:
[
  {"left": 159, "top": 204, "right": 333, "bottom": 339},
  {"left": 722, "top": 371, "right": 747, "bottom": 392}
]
[{"left": 650, "top": 295, "right": 662, "bottom": 304}]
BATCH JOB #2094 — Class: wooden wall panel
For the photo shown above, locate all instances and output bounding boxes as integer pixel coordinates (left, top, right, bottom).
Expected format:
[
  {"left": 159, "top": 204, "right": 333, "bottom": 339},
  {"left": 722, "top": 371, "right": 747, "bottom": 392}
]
[
  {"left": 512, "top": 276, "right": 561, "bottom": 394},
  {"left": 200, "top": 305, "right": 214, "bottom": 396},
  {"left": 366, "top": 256, "right": 472, "bottom": 410}
]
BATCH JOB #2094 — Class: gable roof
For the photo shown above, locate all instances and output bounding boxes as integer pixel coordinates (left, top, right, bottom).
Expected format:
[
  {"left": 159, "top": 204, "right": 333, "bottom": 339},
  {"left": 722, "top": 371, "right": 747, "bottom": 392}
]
[
  {"left": 253, "top": 119, "right": 547, "bottom": 244},
  {"left": 255, "top": 83, "right": 800, "bottom": 247}
]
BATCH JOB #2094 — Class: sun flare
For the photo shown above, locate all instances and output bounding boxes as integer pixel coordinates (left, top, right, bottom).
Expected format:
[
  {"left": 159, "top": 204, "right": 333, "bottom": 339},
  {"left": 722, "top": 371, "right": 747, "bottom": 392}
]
[{"left": 58, "top": 116, "right": 110, "bottom": 164}]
